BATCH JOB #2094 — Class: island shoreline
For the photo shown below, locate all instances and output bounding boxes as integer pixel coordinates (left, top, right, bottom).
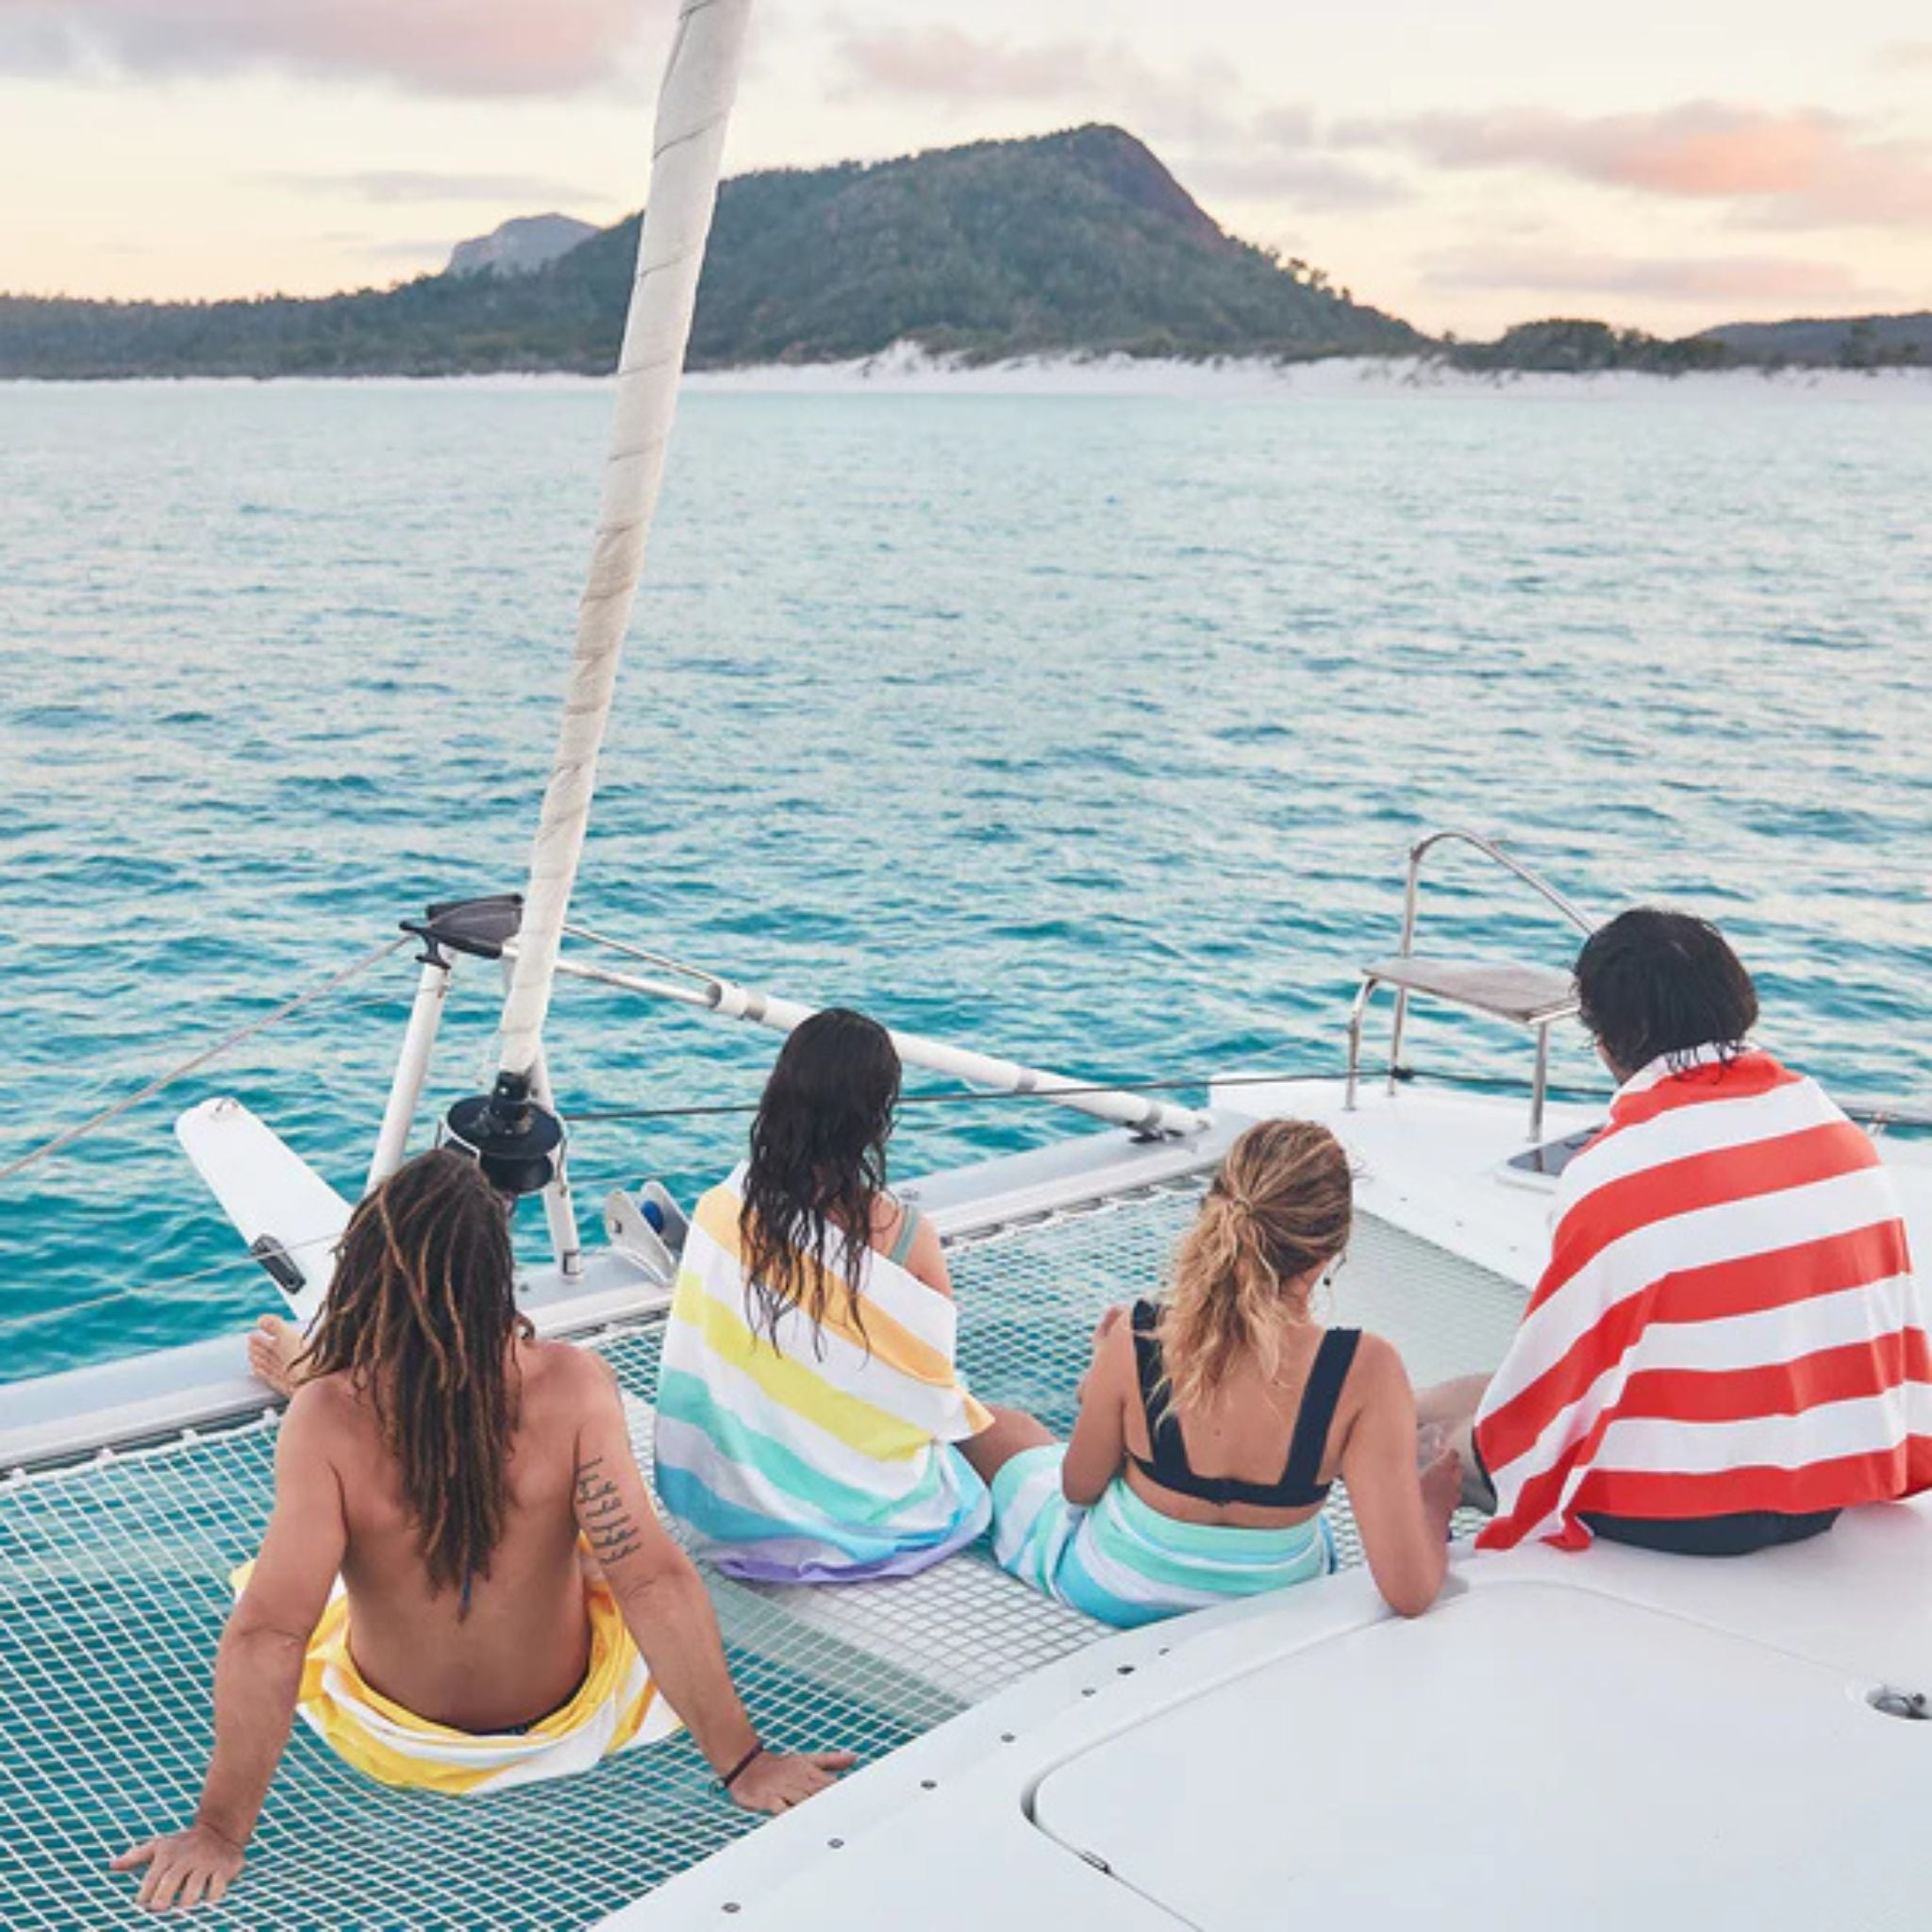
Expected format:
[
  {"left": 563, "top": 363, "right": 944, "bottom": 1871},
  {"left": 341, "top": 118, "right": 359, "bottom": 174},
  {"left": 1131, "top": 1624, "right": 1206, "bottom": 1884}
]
[{"left": 6, "top": 349, "right": 1930, "bottom": 400}]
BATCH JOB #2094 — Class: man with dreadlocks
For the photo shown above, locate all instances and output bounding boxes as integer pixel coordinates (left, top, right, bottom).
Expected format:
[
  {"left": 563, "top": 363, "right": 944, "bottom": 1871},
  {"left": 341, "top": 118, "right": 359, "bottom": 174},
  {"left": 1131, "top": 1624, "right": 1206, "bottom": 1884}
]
[{"left": 112, "top": 1149, "right": 853, "bottom": 1915}]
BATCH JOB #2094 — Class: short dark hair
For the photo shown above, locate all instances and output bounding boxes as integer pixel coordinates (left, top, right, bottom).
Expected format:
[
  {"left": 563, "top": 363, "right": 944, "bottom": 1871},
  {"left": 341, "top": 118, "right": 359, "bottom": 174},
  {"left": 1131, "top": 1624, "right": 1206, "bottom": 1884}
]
[{"left": 1574, "top": 908, "right": 1758, "bottom": 1076}]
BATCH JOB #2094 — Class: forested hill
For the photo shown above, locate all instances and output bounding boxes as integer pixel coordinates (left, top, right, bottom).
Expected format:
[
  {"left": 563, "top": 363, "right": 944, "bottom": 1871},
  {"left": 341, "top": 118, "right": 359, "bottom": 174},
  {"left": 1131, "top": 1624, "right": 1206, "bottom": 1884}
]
[
  {"left": 0, "top": 126, "right": 1422, "bottom": 379},
  {"left": 1700, "top": 312, "right": 1931, "bottom": 367}
]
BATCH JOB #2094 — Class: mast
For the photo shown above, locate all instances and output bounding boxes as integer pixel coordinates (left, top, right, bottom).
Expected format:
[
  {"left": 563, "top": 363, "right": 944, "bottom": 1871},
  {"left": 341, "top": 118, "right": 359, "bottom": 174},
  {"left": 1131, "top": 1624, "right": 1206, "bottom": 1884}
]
[{"left": 447, "top": 0, "right": 752, "bottom": 1189}]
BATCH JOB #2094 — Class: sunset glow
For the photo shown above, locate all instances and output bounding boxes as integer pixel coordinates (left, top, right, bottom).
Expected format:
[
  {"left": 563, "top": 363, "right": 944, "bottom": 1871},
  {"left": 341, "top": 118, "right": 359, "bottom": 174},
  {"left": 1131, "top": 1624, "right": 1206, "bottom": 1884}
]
[{"left": 1, "top": 0, "right": 1926, "bottom": 336}]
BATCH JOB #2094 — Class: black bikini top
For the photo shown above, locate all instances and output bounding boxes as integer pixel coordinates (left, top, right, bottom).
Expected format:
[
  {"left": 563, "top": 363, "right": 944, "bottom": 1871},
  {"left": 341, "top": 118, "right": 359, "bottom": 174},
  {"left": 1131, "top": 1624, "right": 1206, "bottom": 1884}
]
[{"left": 1127, "top": 1298, "right": 1361, "bottom": 1508}]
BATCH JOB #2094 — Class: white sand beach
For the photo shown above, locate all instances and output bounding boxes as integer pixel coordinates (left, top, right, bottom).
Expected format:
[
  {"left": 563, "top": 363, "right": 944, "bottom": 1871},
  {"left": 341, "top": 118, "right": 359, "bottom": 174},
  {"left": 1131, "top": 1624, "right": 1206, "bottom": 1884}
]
[{"left": 682, "top": 342, "right": 1932, "bottom": 403}]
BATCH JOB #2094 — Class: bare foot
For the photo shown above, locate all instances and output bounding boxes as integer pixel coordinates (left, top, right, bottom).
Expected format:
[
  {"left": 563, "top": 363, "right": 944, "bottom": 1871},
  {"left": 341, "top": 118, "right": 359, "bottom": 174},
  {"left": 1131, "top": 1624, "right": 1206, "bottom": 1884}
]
[{"left": 246, "top": 1315, "right": 309, "bottom": 1397}]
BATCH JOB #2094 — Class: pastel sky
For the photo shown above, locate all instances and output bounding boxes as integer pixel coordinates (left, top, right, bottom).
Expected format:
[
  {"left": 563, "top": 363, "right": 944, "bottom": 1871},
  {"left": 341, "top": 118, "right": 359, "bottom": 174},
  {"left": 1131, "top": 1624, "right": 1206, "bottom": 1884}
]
[{"left": 2, "top": 0, "right": 1928, "bottom": 337}]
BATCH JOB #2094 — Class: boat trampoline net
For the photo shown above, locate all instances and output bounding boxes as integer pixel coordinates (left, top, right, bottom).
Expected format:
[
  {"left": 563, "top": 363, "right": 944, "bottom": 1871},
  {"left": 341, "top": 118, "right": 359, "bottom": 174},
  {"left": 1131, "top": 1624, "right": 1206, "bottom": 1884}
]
[{"left": 0, "top": 1180, "right": 1524, "bottom": 1929}]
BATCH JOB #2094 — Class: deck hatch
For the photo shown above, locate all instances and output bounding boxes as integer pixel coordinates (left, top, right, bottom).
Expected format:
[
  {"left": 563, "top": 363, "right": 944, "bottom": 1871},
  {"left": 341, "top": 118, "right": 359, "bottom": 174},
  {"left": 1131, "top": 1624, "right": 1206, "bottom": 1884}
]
[{"left": 1030, "top": 1584, "right": 1925, "bottom": 1928}]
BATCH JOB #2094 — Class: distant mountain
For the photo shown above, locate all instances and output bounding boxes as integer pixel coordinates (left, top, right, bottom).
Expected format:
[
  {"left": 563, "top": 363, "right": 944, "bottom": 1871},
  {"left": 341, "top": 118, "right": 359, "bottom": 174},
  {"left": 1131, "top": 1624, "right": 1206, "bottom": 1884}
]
[
  {"left": 446, "top": 213, "right": 598, "bottom": 279},
  {"left": 1695, "top": 312, "right": 1930, "bottom": 367},
  {"left": 0, "top": 126, "right": 1419, "bottom": 379},
  {"left": 2, "top": 128, "right": 1921, "bottom": 381}
]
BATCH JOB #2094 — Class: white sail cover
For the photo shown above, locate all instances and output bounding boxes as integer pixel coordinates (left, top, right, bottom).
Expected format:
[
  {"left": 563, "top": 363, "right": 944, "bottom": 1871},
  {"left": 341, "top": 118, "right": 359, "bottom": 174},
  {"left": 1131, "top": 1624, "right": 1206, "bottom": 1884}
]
[{"left": 498, "top": 0, "right": 753, "bottom": 1078}]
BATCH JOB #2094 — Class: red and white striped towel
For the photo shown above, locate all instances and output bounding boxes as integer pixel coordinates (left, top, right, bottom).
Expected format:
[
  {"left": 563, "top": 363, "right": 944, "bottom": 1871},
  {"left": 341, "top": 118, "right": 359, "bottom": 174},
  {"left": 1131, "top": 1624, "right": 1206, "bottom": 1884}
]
[{"left": 1474, "top": 1044, "right": 1932, "bottom": 1551}]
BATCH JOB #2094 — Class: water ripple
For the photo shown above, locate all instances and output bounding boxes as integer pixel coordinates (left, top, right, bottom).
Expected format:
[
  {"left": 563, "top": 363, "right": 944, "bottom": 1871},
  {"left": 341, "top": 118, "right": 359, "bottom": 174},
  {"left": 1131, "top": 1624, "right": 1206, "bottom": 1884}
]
[{"left": 2, "top": 379, "right": 1928, "bottom": 1381}]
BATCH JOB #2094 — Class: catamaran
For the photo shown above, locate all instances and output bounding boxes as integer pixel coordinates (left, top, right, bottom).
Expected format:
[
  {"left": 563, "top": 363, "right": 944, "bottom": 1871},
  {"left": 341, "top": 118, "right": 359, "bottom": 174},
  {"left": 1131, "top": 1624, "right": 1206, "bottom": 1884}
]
[{"left": 5, "top": 3, "right": 1929, "bottom": 1924}]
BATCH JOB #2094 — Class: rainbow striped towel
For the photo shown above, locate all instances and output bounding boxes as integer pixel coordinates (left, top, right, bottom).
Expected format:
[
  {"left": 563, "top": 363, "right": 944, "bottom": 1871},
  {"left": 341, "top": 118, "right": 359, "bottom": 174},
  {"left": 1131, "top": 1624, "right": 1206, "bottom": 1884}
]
[
  {"left": 231, "top": 1564, "right": 680, "bottom": 1795},
  {"left": 654, "top": 1169, "right": 993, "bottom": 1582},
  {"left": 991, "top": 1445, "right": 1335, "bottom": 1628}
]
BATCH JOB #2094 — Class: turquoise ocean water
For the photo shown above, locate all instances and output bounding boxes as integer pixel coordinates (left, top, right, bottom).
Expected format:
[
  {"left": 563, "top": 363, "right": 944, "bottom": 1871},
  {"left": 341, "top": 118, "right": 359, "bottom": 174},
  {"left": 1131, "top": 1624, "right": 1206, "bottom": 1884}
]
[{"left": 3, "top": 376, "right": 1928, "bottom": 1385}]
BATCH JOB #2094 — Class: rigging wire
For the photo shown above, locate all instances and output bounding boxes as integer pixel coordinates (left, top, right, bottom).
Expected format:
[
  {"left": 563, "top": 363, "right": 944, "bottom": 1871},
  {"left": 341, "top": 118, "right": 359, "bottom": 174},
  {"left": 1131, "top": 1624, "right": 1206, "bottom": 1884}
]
[
  {"left": 19, "top": 1277, "right": 202, "bottom": 1327},
  {"left": 0, "top": 933, "right": 412, "bottom": 1184},
  {"left": 556, "top": 1067, "right": 1932, "bottom": 1131},
  {"left": 8, "top": 1067, "right": 1555, "bottom": 1307},
  {"left": 561, "top": 1064, "right": 1630, "bottom": 1125},
  {"left": 20, "top": 1058, "right": 1927, "bottom": 1307},
  {"left": 564, "top": 1069, "right": 1325, "bottom": 1124},
  {"left": 17, "top": 1223, "right": 358, "bottom": 1313}
]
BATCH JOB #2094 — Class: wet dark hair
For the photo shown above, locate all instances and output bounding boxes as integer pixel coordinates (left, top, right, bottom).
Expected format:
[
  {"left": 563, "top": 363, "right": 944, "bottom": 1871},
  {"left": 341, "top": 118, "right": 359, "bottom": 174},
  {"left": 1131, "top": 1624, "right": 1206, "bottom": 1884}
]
[
  {"left": 740, "top": 1009, "right": 902, "bottom": 1348},
  {"left": 1574, "top": 908, "right": 1758, "bottom": 1078},
  {"left": 300, "top": 1148, "right": 528, "bottom": 1610}
]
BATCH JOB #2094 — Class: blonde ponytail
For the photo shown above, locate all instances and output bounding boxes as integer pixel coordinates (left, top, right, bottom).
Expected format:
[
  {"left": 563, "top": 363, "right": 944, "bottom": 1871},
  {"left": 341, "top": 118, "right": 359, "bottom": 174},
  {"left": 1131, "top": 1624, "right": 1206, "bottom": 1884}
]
[{"left": 1158, "top": 1120, "right": 1353, "bottom": 1417}]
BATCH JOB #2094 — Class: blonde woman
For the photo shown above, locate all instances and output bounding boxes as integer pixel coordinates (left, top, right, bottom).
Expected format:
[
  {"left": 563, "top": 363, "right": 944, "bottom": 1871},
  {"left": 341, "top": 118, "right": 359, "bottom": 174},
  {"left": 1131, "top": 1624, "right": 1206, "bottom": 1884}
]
[{"left": 989, "top": 1120, "right": 1461, "bottom": 1625}]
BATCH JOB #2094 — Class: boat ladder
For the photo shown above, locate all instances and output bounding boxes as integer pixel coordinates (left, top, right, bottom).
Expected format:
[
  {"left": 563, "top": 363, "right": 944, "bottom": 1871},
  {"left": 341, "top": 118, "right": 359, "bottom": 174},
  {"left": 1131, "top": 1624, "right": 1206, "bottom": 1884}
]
[{"left": 1345, "top": 829, "right": 1595, "bottom": 1142}]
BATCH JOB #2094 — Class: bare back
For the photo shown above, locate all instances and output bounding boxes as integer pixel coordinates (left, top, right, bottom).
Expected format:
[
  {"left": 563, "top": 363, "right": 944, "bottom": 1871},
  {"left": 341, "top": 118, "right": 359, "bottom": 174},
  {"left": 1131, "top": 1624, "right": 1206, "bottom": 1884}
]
[
  {"left": 1117, "top": 1321, "right": 1361, "bottom": 1529},
  {"left": 306, "top": 1338, "right": 607, "bottom": 1731},
  {"left": 1062, "top": 1307, "right": 1457, "bottom": 1616}
]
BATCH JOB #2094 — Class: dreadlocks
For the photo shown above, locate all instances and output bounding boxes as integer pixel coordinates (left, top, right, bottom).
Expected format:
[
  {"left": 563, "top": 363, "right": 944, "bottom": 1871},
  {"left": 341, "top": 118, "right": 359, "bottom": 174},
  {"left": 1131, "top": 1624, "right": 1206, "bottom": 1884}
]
[{"left": 300, "top": 1147, "right": 529, "bottom": 1609}]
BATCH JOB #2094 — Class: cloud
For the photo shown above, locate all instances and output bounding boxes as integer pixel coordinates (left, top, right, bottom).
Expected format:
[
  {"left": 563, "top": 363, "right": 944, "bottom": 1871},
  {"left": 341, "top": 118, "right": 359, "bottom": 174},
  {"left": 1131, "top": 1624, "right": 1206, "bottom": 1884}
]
[
  {"left": 1337, "top": 101, "right": 1932, "bottom": 232},
  {"left": 1186, "top": 152, "right": 1409, "bottom": 211},
  {"left": 262, "top": 170, "right": 608, "bottom": 208},
  {"left": 1420, "top": 245, "right": 1875, "bottom": 305},
  {"left": 825, "top": 22, "right": 1235, "bottom": 145},
  {"left": 1336, "top": 102, "right": 1839, "bottom": 196},
  {"left": 1877, "top": 41, "right": 1932, "bottom": 68},
  {"left": 826, "top": 26, "right": 1402, "bottom": 211},
  {"left": 828, "top": 25, "right": 1097, "bottom": 103},
  {"left": 822, "top": 39, "right": 1926, "bottom": 236},
  {"left": 824, "top": 36, "right": 1928, "bottom": 235},
  {"left": 361, "top": 239, "right": 458, "bottom": 262},
  {"left": 1188, "top": 101, "right": 1407, "bottom": 209},
  {"left": 0, "top": 0, "right": 657, "bottom": 96}
]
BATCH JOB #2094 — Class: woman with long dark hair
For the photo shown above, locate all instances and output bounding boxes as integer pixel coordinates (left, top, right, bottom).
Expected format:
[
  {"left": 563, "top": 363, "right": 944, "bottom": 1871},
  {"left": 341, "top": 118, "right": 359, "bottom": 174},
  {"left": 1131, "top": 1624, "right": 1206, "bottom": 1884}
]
[{"left": 656, "top": 1008, "right": 1044, "bottom": 1581}]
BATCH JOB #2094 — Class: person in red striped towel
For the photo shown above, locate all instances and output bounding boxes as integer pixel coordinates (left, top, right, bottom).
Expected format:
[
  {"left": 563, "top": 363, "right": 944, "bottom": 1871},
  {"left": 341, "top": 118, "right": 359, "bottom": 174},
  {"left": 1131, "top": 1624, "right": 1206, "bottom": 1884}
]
[{"left": 1424, "top": 908, "right": 1932, "bottom": 1556}]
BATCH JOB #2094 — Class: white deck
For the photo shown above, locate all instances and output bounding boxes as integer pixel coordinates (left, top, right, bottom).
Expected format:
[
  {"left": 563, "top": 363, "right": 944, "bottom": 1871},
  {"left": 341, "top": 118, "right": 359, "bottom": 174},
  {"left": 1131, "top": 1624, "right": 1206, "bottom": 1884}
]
[
  {"left": 606, "top": 1503, "right": 1932, "bottom": 1929},
  {"left": 1036, "top": 1572, "right": 1924, "bottom": 1928},
  {"left": 1215, "top": 1074, "right": 1932, "bottom": 1291}
]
